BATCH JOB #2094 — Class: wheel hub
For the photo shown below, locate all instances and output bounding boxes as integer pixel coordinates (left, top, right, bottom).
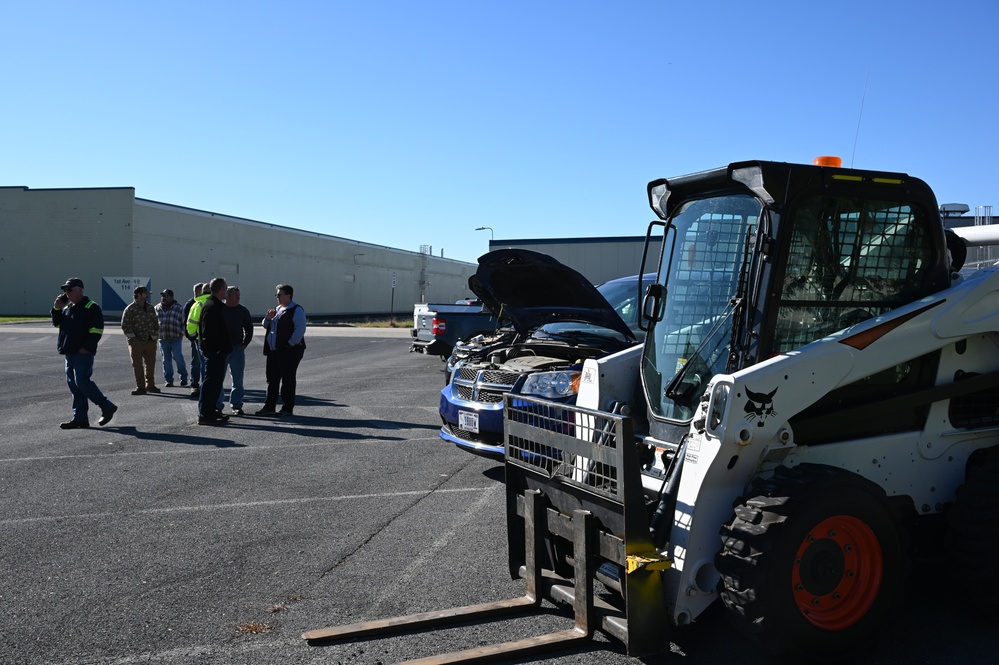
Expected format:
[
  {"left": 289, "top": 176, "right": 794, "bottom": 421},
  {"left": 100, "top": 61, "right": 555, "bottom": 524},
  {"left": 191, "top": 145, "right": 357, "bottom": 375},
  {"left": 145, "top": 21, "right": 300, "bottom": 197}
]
[
  {"left": 798, "top": 538, "right": 845, "bottom": 597},
  {"left": 792, "top": 515, "right": 883, "bottom": 630}
]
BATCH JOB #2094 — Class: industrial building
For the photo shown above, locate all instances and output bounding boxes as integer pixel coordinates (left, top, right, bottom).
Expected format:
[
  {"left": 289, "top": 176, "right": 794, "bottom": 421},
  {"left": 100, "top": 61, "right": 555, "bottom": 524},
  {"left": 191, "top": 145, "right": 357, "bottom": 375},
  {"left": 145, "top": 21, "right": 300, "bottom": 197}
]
[
  {"left": 0, "top": 186, "right": 477, "bottom": 318},
  {"left": 485, "top": 235, "right": 661, "bottom": 286}
]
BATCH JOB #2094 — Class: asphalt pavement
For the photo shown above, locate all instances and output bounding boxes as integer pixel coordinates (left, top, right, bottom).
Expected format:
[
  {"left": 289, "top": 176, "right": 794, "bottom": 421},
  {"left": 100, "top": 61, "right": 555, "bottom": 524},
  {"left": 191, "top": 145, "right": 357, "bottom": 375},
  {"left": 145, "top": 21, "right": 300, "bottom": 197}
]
[{"left": 0, "top": 323, "right": 992, "bottom": 665}]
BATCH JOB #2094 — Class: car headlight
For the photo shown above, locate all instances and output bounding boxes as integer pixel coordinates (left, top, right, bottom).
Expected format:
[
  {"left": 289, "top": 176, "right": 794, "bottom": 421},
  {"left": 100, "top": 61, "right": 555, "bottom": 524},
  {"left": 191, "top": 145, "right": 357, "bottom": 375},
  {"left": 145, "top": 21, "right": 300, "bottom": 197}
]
[{"left": 521, "top": 371, "right": 581, "bottom": 399}]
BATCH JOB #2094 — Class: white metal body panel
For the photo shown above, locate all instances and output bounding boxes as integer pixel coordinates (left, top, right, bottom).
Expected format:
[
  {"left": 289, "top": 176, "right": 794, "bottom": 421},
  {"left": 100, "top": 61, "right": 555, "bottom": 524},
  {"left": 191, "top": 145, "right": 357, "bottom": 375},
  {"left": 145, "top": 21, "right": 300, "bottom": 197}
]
[
  {"left": 576, "top": 343, "right": 643, "bottom": 413},
  {"left": 662, "top": 265, "right": 999, "bottom": 625}
]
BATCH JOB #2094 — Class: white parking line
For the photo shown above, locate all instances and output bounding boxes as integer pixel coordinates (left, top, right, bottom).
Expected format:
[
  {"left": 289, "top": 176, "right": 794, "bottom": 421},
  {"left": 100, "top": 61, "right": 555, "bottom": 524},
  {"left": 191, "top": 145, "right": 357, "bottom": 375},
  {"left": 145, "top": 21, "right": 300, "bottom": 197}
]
[
  {"left": 370, "top": 484, "right": 501, "bottom": 610},
  {"left": 0, "top": 486, "right": 490, "bottom": 526},
  {"left": 0, "top": 324, "right": 411, "bottom": 338},
  {"left": 0, "top": 435, "right": 445, "bottom": 463},
  {"left": 101, "top": 639, "right": 304, "bottom": 664}
]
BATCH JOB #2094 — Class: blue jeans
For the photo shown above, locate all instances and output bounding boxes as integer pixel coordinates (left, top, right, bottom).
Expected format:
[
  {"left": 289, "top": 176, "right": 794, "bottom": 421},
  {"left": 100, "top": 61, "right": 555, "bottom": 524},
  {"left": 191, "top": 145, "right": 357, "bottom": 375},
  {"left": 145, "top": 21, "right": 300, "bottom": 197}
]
[
  {"left": 159, "top": 338, "right": 188, "bottom": 384},
  {"left": 189, "top": 339, "right": 203, "bottom": 387},
  {"left": 217, "top": 347, "right": 246, "bottom": 410},
  {"left": 65, "top": 352, "right": 114, "bottom": 422}
]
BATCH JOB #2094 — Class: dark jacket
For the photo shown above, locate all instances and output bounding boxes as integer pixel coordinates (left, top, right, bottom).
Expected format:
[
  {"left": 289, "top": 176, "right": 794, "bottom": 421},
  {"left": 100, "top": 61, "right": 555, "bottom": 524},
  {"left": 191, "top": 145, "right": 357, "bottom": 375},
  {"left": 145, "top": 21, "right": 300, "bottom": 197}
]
[
  {"left": 223, "top": 304, "right": 253, "bottom": 348},
  {"left": 198, "top": 295, "right": 233, "bottom": 355},
  {"left": 52, "top": 296, "right": 104, "bottom": 355},
  {"left": 263, "top": 304, "right": 306, "bottom": 356},
  {"left": 183, "top": 297, "right": 197, "bottom": 341}
]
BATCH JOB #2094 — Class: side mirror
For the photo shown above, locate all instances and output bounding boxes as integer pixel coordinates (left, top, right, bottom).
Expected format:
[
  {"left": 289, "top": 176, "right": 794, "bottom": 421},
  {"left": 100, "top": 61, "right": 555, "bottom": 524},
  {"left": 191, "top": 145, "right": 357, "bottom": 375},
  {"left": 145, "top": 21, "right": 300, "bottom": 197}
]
[{"left": 642, "top": 282, "right": 666, "bottom": 323}]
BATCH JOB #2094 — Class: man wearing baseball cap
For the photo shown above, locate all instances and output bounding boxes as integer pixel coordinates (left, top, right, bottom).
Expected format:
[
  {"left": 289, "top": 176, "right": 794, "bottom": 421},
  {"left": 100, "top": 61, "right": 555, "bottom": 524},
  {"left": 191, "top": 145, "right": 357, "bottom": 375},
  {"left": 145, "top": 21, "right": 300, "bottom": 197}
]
[
  {"left": 51, "top": 277, "right": 118, "bottom": 429},
  {"left": 155, "top": 289, "right": 189, "bottom": 387},
  {"left": 121, "top": 285, "right": 161, "bottom": 395}
]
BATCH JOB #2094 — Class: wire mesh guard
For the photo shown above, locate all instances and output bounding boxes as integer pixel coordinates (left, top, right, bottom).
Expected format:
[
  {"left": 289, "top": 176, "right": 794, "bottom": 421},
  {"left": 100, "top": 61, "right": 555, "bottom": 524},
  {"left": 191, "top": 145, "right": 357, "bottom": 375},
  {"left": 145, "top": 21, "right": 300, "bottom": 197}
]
[
  {"left": 774, "top": 199, "right": 930, "bottom": 354},
  {"left": 950, "top": 386, "right": 999, "bottom": 429},
  {"left": 505, "top": 395, "right": 627, "bottom": 503}
]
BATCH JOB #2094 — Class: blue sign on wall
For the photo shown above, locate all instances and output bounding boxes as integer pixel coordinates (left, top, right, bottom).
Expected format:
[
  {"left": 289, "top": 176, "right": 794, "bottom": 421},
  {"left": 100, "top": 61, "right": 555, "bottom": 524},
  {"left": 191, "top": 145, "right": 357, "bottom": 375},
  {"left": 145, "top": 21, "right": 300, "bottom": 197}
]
[{"left": 102, "top": 277, "right": 151, "bottom": 313}]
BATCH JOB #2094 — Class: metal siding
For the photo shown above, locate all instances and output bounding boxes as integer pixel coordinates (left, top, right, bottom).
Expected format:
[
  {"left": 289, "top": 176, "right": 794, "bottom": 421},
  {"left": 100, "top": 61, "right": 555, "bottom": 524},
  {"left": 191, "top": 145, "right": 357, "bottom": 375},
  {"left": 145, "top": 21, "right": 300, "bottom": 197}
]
[
  {"left": 0, "top": 187, "right": 134, "bottom": 314},
  {"left": 130, "top": 201, "right": 476, "bottom": 318},
  {"left": 0, "top": 187, "right": 476, "bottom": 317}
]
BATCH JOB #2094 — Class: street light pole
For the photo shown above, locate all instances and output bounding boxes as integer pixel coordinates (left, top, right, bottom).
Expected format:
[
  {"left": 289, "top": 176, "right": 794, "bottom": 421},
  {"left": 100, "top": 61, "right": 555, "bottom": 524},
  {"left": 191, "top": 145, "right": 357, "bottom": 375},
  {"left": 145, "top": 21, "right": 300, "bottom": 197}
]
[{"left": 475, "top": 226, "right": 494, "bottom": 240}]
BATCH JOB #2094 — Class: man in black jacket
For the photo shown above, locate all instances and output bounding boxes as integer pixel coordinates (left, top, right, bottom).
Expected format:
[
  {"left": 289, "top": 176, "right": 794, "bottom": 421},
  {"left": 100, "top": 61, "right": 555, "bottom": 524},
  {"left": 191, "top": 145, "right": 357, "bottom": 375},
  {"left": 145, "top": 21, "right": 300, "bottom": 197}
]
[
  {"left": 196, "top": 277, "right": 232, "bottom": 425},
  {"left": 218, "top": 285, "right": 253, "bottom": 415},
  {"left": 51, "top": 277, "right": 118, "bottom": 429}
]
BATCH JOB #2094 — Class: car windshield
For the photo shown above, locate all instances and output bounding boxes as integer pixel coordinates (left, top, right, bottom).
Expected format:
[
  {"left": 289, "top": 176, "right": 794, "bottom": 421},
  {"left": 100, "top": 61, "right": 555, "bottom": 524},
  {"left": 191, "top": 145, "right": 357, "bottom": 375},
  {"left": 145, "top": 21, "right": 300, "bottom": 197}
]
[
  {"left": 643, "top": 194, "right": 762, "bottom": 422},
  {"left": 595, "top": 277, "right": 644, "bottom": 335},
  {"left": 535, "top": 276, "right": 644, "bottom": 343}
]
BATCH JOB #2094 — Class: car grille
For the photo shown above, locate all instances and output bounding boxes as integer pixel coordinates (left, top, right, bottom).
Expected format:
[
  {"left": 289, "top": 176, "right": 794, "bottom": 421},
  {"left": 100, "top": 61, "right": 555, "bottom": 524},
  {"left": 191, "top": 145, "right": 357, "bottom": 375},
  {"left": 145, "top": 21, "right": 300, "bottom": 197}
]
[
  {"left": 442, "top": 422, "right": 503, "bottom": 445},
  {"left": 453, "top": 366, "right": 521, "bottom": 405}
]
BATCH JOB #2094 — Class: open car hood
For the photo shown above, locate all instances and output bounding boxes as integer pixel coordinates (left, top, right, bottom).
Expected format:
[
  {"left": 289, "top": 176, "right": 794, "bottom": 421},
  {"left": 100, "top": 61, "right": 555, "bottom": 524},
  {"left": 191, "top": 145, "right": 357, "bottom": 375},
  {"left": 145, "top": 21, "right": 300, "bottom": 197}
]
[{"left": 468, "top": 249, "right": 637, "bottom": 341}]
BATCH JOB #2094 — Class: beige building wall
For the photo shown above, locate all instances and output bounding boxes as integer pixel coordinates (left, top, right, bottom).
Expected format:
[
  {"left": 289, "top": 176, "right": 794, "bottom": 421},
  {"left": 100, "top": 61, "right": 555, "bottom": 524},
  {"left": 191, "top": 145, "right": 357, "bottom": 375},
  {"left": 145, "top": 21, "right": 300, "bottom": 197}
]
[
  {"left": 487, "top": 236, "right": 662, "bottom": 284},
  {"left": 0, "top": 186, "right": 477, "bottom": 317},
  {"left": 1, "top": 186, "right": 136, "bottom": 314},
  {"left": 131, "top": 200, "right": 475, "bottom": 318}
]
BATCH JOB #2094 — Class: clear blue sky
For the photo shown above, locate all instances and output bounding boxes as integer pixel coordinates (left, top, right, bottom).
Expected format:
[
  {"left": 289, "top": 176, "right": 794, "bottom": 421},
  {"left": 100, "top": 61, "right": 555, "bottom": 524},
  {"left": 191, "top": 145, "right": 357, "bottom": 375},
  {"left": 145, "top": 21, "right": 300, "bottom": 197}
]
[{"left": 3, "top": 1, "right": 996, "bottom": 264}]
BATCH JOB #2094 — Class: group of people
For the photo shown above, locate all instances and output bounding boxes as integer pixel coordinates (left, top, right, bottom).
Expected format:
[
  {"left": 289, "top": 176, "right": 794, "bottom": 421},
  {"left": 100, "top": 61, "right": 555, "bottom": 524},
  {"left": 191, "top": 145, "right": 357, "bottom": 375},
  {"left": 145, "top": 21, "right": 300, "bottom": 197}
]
[{"left": 52, "top": 277, "right": 307, "bottom": 428}]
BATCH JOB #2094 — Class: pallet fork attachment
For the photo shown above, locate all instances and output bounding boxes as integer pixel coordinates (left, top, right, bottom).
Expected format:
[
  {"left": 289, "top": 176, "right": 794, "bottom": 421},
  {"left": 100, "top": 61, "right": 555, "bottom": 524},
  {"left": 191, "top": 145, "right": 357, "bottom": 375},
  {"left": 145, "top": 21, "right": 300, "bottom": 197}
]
[{"left": 303, "top": 395, "right": 670, "bottom": 663}]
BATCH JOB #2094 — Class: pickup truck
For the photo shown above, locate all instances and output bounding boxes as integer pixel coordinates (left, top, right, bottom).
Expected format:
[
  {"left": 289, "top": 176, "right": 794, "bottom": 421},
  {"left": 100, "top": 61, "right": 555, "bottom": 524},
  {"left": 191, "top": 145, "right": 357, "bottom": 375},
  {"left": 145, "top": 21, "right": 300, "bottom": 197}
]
[{"left": 410, "top": 299, "right": 500, "bottom": 359}]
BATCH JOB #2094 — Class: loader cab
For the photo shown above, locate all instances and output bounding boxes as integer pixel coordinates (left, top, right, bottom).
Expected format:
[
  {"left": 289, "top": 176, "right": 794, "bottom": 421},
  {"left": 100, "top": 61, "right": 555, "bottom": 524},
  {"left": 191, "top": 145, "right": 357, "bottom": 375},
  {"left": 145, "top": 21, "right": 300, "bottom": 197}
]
[{"left": 640, "top": 160, "right": 950, "bottom": 445}]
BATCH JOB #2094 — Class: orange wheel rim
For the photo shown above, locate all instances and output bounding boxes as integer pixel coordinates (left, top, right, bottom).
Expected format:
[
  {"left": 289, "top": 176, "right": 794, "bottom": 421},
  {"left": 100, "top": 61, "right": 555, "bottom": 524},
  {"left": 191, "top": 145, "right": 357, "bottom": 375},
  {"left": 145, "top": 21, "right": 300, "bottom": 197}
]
[{"left": 791, "top": 515, "right": 883, "bottom": 630}]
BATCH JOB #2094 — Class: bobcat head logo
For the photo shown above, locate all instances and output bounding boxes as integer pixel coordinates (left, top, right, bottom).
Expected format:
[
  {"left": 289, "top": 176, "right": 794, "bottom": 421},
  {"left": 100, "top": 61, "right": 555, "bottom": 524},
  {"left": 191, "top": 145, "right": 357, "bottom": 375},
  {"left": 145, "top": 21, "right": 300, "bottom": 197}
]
[{"left": 744, "top": 387, "right": 778, "bottom": 426}]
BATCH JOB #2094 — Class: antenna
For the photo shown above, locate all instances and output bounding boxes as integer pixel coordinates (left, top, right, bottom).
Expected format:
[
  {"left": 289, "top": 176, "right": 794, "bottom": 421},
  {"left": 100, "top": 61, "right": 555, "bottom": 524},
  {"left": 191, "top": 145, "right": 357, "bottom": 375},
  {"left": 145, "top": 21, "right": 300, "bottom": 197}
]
[{"left": 851, "top": 68, "right": 870, "bottom": 168}]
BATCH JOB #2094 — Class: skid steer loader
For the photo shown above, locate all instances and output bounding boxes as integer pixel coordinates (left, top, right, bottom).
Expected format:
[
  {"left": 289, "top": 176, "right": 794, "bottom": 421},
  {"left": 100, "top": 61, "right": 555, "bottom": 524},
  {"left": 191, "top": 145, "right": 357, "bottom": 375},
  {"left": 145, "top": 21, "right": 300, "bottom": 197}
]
[{"left": 304, "top": 158, "right": 999, "bottom": 662}]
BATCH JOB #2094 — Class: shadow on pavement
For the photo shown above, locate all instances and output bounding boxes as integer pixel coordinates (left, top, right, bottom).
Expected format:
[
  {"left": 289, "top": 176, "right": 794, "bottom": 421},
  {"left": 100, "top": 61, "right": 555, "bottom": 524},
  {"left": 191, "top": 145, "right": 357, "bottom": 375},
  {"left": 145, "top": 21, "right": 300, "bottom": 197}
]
[{"left": 109, "top": 425, "right": 246, "bottom": 448}]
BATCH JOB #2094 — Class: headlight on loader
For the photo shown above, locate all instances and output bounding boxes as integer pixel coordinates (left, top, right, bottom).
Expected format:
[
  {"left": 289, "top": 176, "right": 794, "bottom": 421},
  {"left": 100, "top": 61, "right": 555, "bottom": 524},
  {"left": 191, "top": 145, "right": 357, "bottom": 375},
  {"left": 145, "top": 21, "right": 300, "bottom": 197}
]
[
  {"left": 706, "top": 382, "right": 730, "bottom": 436},
  {"left": 521, "top": 371, "right": 582, "bottom": 399}
]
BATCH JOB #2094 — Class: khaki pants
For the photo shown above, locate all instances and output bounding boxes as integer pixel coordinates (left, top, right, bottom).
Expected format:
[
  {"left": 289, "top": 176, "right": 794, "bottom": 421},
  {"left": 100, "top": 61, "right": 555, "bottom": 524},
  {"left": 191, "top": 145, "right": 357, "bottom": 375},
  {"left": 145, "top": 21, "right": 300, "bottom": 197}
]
[{"left": 128, "top": 339, "right": 158, "bottom": 389}]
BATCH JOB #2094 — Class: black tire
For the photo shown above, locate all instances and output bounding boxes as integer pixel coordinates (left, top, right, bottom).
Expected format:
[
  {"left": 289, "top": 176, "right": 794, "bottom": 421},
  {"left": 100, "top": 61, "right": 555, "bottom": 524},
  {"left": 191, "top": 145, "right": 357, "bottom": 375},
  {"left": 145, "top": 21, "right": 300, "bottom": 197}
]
[
  {"left": 716, "top": 464, "right": 907, "bottom": 659},
  {"left": 946, "top": 445, "right": 999, "bottom": 611}
]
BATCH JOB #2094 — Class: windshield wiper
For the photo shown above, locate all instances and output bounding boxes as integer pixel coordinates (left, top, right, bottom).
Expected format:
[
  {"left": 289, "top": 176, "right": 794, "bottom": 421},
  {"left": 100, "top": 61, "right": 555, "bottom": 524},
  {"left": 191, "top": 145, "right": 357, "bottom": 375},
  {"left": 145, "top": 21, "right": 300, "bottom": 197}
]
[{"left": 663, "top": 298, "right": 741, "bottom": 401}]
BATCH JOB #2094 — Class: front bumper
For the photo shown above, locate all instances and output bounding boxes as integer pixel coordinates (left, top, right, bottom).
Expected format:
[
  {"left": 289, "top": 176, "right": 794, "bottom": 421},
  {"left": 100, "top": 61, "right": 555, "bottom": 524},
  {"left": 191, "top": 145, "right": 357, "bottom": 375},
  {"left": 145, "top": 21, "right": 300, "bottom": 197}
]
[
  {"left": 439, "top": 423, "right": 505, "bottom": 459},
  {"left": 438, "top": 390, "right": 506, "bottom": 460}
]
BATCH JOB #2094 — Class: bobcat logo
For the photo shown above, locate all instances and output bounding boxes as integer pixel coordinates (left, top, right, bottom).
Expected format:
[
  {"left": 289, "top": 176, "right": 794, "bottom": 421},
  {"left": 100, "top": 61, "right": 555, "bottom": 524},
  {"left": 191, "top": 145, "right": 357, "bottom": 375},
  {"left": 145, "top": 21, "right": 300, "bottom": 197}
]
[{"left": 744, "top": 387, "right": 778, "bottom": 426}]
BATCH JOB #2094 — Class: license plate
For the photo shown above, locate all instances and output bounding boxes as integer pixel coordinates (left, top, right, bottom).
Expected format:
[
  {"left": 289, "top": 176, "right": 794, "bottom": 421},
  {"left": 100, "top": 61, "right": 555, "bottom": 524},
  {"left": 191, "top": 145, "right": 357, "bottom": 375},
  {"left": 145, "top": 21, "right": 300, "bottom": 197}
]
[{"left": 458, "top": 410, "right": 479, "bottom": 433}]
